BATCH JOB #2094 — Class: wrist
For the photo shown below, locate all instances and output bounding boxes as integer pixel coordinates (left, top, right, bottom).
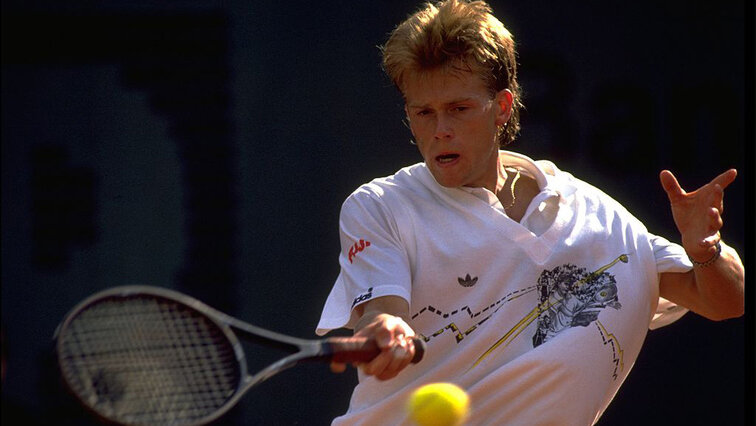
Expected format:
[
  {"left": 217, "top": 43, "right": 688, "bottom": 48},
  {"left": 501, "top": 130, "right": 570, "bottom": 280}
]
[
  {"left": 688, "top": 241, "right": 722, "bottom": 267},
  {"left": 355, "top": 311, "right": 401, "bottom": 333},
  {"left": 354, "top": 311, "right": 382, "bottom": 332}
]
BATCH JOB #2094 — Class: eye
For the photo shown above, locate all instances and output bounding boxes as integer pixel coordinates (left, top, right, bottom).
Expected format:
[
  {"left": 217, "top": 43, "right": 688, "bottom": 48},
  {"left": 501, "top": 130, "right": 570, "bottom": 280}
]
[
  {"left": 452, "top": 106, "right": 469, "bottom": 113},
  {"left": 416, "top": 109, "right": 431, "bottom": 117}
]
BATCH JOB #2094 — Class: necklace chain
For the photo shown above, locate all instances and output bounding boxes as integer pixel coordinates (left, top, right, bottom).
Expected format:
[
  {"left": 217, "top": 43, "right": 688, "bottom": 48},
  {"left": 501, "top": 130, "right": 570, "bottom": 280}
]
[{"left": 503, "top": 167, "right": 520, "bottom": 211}]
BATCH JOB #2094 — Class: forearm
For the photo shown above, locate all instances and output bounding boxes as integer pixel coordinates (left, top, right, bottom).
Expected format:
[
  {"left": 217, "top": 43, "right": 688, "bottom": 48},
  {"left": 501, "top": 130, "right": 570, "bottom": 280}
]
[
  {"left": 690, "top": 242, "right": 744, "bottom": 320},
  {"left": 659, "top": 241, "right": 744, "bottom": 321}
]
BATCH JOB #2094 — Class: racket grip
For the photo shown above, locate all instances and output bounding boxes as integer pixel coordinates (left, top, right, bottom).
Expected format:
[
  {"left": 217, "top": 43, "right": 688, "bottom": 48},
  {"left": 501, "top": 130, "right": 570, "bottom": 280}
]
[{"left": 327, "top": 336, "right": 426, "bottom": 364}]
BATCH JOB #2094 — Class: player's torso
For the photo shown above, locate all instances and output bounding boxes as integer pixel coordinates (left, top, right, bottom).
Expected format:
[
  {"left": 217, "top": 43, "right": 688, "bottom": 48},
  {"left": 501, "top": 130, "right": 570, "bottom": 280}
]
[{"left": 391, "top": 177, "right": 658, "bottom": 424}]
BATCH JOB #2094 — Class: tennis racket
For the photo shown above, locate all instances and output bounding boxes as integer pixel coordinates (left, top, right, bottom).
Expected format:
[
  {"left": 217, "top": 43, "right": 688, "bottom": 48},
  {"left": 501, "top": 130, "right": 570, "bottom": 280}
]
[{"left": 54, "top": 285, "right": 426, "bottom": 425}]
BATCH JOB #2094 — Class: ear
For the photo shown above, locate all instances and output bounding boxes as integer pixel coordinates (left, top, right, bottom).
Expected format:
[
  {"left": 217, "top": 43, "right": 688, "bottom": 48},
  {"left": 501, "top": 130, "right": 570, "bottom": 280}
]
[{"left": 494, "top": 89, "right": 514, "bottom": 127}]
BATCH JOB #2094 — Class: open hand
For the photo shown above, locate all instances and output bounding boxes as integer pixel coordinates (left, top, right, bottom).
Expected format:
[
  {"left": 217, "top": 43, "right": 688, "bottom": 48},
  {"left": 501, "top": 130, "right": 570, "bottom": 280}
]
[{"left": 659, "top": 169, "right": 736, "bottom": 262}]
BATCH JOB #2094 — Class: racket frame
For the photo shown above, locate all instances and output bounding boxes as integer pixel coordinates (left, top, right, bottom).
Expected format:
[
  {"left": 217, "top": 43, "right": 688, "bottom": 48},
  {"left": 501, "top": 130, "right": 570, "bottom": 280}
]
[
  {"left": 54, "top": 286, "right": 327, "bottom": 425},
  {"left": 54, "top": 285, "right": 424, "bottom": 425}
]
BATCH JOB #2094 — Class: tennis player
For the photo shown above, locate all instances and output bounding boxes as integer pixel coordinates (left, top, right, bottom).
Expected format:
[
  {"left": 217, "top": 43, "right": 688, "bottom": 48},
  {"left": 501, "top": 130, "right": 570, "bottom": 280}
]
[{"left": 316, "top": 1, "right": 744, "bottom": 424}]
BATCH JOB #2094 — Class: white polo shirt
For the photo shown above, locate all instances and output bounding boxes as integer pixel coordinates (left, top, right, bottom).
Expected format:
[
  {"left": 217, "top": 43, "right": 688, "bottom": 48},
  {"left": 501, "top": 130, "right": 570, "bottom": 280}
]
[{"left": 317, "top": 151, "right": 690, "bottom": 425}]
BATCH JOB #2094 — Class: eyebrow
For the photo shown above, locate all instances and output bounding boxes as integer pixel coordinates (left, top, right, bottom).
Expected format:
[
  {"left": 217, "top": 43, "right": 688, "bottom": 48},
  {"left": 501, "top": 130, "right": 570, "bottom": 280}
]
[{"left": 406, "top": 97, "right": 478, "bottom": 109}]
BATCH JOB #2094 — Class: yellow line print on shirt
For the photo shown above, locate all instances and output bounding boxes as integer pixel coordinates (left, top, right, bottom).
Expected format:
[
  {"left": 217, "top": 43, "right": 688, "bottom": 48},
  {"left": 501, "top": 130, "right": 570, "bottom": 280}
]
[
  {"left": 468, "top": 254, "right": 629, "bottom": 372},
  {"left": 595, "top": 320, "right": 624, "bottom": 379}
]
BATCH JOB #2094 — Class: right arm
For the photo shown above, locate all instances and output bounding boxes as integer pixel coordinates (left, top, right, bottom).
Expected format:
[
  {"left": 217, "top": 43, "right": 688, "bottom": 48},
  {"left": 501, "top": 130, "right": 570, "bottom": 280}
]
[{"left": 326, "top": 188, "right": 418, "bottom": 380}]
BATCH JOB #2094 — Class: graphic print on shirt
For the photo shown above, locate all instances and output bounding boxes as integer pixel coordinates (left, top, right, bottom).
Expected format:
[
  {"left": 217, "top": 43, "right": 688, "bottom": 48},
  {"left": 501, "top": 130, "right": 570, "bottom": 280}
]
[
  {"left": 410, "top": 254, "right": 629, "bottom": 379},
  {"left": 458, "top": 274, "right": 478, "bottom": 287},
  {"left": 352, "top": 287, "right": 374, "bottom": 308},
  {"left": 411, "top": 284, "right": 538, "bottom": 343},
  {"left": 531, "top": 258, "right": 625, "bottom": 347},
  {"left": 348, "top": 239, "right": 371, "bottom": 264},
  {"left": 469, "top": 254, "right": 628, "bottom": 374}
]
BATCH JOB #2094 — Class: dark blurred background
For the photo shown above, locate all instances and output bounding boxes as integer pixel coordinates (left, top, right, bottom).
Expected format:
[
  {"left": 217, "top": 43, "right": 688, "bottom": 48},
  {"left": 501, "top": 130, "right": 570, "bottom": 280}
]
[{"left": 1, "top": 0, "right": 750, "bottom": 425}]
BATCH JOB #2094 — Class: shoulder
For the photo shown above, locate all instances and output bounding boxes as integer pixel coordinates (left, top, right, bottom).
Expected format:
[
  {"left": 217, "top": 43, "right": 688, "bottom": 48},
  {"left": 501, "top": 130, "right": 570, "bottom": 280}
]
[
  {"left": 547, "top": 162, "right": 620, "bottom": 205},
  {"left": 343, "top": 162, "right": 432, "bottom": 209},
  {"left": 543, "top": 159, "right": 647, "bottom": 227},
  {"left": 339, "top": 162, "right": 431, "bottom": 220}
]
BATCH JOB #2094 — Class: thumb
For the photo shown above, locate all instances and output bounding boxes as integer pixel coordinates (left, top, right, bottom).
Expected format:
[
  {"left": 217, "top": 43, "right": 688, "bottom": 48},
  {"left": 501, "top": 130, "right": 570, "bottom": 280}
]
[{"left": 659, "top": 170, "right": 684, "bottom": 200}]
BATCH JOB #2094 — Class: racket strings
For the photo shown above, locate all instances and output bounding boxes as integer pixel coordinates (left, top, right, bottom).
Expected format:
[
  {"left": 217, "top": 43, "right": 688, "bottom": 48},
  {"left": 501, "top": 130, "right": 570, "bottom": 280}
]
[{"left": 58, "top": 296, "right": 241, "bottom": 425}]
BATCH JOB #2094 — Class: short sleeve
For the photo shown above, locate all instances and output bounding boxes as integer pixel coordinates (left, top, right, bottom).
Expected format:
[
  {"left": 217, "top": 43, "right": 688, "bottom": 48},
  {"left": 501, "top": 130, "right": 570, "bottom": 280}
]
[
  {"left": 316, "top": 187, "right": 412, "bottom": 336},
  {"left": 648, "top": 235, "right": 692, "bottom": 329}
]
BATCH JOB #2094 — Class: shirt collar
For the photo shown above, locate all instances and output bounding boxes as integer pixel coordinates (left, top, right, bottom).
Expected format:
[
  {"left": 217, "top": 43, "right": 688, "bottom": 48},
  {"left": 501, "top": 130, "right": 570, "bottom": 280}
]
[{"left": 415, "top": 149, "right": 573, "bottom": 201}]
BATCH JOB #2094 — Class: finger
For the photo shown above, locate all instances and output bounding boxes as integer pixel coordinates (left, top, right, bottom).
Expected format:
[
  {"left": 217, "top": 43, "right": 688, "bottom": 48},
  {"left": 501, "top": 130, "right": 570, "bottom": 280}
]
[
  {"left": 373, "top": 325, "right": 403, "bottom": 349},
  {"left": 710, "top": 168, "right": 737, "bottom": 190},
  {"left": 707, "top": 208, "right": 724, "bottom": 236},
  {"left": 710, "top": 184, "right": 725, "bottom": 214},
  {"left": 380, "top": 340, "right": 413, "bottom": 380},
  {"left": 701, "top": 233, "right": 721, "bottom": 247},
  {"left": 659, "top": 170, "right": 685, "bottom": 200},
  {"left": 375, "top": 342, "right": 414, "bottom": 381},
  {"left": 330, "top": 362, "right": 347, "bottom": 374},
  {"left": 361, "top": 350, "right": 393, "bottom": 377},
  {"left": 698, "top": 207, "right": 722, "bottom": 245},
  {"left": 357, "top": 318, "right": 394, "bottom": 348},
  {"left": 362, "top": 336, "right": 415, "bottom": 379}
]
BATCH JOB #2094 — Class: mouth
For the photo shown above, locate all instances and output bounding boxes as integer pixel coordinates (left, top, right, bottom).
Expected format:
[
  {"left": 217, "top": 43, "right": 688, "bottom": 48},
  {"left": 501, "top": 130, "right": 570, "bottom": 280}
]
[{"left": 435, "top": 153, "right": 460, "bottom": 165}]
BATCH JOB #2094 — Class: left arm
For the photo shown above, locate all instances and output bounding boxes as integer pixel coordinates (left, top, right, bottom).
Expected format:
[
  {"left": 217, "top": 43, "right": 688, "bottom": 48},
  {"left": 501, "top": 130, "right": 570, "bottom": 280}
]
[{"left": 658, "top": 169, "right": 745, "bottom": 321}]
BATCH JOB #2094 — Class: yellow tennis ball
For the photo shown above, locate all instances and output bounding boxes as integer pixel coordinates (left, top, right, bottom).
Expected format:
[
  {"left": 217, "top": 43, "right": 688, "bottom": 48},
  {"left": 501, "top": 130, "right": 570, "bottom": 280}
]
[{"left": 407, "top": 382, "right": 470, "bottom": 426}]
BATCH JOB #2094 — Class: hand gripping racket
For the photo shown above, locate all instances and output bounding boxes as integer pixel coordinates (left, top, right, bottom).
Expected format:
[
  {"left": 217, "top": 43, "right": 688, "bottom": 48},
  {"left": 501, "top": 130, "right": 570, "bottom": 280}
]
[{"left": 54, "top": 285, "right": 425, "bottom": 425}]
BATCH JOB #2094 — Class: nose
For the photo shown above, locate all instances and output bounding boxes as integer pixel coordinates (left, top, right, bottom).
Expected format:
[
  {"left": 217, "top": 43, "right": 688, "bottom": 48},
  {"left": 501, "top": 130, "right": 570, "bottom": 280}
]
[{"left": 433, "top": 113, "right": 453, "bottom": 140}]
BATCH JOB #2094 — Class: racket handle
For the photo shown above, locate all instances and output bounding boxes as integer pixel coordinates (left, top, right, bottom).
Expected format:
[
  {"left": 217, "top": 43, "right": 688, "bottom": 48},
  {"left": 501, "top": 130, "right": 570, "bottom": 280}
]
[{"left": 327, "top": 336, "right": 426, "bottom": 364}]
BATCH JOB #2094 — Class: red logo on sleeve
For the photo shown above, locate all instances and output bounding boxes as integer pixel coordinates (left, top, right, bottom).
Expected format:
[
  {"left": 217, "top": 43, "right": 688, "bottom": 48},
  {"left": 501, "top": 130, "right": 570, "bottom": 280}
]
[{"left": 348, "top": 239, "right": 371, "bottom": 263}]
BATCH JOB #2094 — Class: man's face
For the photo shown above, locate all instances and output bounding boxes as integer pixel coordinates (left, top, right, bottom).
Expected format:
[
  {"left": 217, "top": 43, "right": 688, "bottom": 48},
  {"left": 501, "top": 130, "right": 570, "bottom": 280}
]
[{"left": 403, "top": 67, "right": 512, "bottom": 190}]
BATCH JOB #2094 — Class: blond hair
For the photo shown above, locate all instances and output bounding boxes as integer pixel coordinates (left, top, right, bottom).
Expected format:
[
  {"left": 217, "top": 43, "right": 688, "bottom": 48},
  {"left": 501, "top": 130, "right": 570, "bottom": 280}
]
[{"left": 381, "top": 0, "right": 522, "bottom": 146}]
